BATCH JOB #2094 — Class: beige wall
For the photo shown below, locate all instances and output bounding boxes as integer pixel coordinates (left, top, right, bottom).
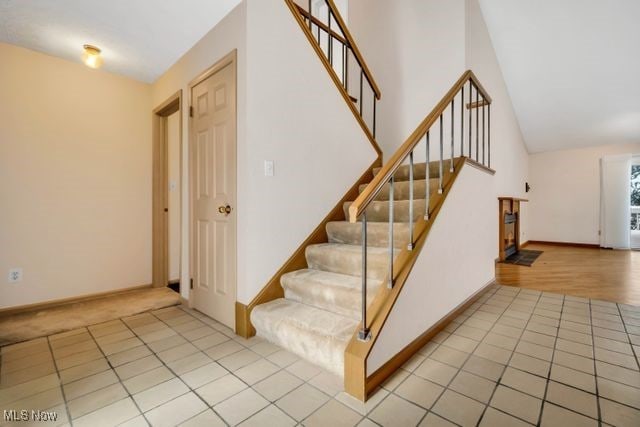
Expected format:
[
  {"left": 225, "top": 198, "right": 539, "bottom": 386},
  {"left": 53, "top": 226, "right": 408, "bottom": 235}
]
[
  {"left": 529, "top": 143, "right": 640, "bottom": 244},
  {"left": 0, "top": 42, "right": 152, "bottom": 309},
  {"left": 151, "top": 1, "right": 247, "bottom": 301}
]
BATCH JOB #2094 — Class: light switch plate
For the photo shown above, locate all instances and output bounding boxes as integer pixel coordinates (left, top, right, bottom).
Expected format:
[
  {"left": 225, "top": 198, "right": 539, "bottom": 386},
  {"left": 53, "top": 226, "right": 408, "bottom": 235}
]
[{"left": 264, "top": 160, "right": 274, "bottom": 177}]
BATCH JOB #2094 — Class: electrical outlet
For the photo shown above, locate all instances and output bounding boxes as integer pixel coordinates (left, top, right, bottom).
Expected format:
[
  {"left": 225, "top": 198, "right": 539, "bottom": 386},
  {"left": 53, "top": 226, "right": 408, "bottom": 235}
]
[{"left": 8, "top": 268, "right": 22, "bottom": 283}]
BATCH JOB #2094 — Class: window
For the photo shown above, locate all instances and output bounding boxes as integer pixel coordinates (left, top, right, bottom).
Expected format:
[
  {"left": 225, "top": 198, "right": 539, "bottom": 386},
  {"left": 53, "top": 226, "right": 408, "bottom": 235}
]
[{"left": 632, "top": 164, "right": 640, "bottom": 231}]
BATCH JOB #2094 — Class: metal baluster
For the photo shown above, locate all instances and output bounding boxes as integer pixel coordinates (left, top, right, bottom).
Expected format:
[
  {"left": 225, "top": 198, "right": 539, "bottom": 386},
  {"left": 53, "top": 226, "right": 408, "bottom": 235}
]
[
  {"left": 342, "top": 44, "right": 346, "bottom": 88},
  {"left": 308, "top": 0, "right": 312, "bottom": 31},
  {"left": 482, "top": 98, "right": 485, "bottom": 165},
  {"left": 373, "top": 97, "right": 377, "bottom": 138},
  {"left": 450, "top": 98, "right": 455, "bottom": 172},
  {"left": 488, "top": 103, "right": 491, "bottom": 168},
  {"left": 328, "top": 9, "right": 332, "bottom": 65},
  {"left": 439, "top": 114, "right": 444, "bottom": 193},
  {"left": 328, "top": 35, "right": 333, "bottom": 66},
  {"left": 408, "top": 152, "right": 414, "bottom": 250},
  {"left": 388, "top": 176, "right": 394, "bottom": 288},
  {"left": 345, "top": 50, "right": 349, "bottom": 92},
  {"left": 358, "top": 213, "right": 370, "bottom": 341},
  {"left": 460, "top": 86, "right": 464, "bottom": 157},
  {"left": 425, "top": 132, "right": 430, "bottom": 220},
  {"left": 359, "top": 70, "right": 364, "bottom": 116},
  {"left": 476, "top": 85, "right": 479, "bottom": 162},
  {"left": 468, "top": 81, "right": 472, "bottom": 158}
]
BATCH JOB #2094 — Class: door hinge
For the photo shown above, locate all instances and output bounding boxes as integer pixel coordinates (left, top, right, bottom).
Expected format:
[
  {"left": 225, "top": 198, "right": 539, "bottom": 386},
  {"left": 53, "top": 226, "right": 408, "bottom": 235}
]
[
  {"left": 190, "top": 278, "right": 194, "bottom": 289},
  {"left": 189, "top": 106, "right": 193, "bottom": 117}
]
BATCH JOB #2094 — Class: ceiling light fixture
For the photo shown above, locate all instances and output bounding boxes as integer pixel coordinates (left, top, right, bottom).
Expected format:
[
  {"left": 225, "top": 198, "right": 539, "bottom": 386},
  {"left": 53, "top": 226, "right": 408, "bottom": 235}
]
[{"left": 82, "top": 44, "right": 103, "bottom": 69}]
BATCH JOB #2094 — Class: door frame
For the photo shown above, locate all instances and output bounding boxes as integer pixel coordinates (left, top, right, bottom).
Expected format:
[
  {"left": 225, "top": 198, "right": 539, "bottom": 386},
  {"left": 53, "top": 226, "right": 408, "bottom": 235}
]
[
  {"left": 152, "top": 90, "right": 183, "bottom": 289},
  {"left": 187, "top": 49, "right": 238, "bottom": 320}
]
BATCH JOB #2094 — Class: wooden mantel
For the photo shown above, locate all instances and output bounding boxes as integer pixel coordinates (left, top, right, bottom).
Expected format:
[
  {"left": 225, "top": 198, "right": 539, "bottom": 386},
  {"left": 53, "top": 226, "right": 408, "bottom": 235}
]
[{"left": 498, "top": 197, "right": 529, "bottom": 261}]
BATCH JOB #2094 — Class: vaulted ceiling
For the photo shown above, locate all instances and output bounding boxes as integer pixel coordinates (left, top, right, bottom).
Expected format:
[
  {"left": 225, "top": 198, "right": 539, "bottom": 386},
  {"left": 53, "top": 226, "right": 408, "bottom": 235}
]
[
  {"left": 479, "top": 0, "right": 640, "bottom": 153},
  {"left": 0, "top": 0, "right": 241, "bottom": 83}
]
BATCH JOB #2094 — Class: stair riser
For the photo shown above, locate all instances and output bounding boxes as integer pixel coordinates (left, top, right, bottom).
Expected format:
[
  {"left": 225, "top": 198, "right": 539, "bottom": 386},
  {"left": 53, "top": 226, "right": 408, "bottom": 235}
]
[
  {"left": 373, "top": 160, "right": 446, "bottom": 181},
  {"left": 250, "top": 300, "right": 355, "bottom": 376},
  {"left": 326, "top": 221, "right": 409, "bottom": 248},
  {"left": 306, "top": 246, "right": 390, "bottom": 280},
  {"left": 358, "top": 179, "right": 440, "bottom": 201},
  {"left": 344, "top": 199, "right": 427, "bottom": 222},
  {"left": 283, "top": 284, "right": 375, "bottom": 320}
]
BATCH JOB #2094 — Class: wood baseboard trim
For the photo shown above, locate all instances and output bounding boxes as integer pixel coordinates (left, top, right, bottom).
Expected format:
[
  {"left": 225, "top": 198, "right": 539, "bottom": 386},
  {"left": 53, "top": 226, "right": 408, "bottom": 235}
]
[
  {"left": 364, "top": 279, "right": 496, "bottom": 397},
  {"left": 235, "top": 302, "right": 251, "bottom": 338},
  {"left": 0, "top": 284, "right": 154, "bottom": 317},
  {"left": 527, "top": 240, "right": 600, "bottom": 249},
  {"left": 520, "top": 240, "right": 529, "bottom": 248}
]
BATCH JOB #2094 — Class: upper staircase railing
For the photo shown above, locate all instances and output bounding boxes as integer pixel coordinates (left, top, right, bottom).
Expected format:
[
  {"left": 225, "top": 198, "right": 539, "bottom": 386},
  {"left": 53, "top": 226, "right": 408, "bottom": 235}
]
[
  {"left": 285, "top": 0, "right": 381, "bottom": 154},
  {"left": 349, "top": 70, "right": 493, "bottom": 341}
]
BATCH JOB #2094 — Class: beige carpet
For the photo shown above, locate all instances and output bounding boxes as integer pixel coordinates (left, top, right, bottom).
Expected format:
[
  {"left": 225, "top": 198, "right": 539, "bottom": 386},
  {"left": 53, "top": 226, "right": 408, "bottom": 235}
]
[{"left": 0, "top": 287, "right": 180, "bottom": 346}]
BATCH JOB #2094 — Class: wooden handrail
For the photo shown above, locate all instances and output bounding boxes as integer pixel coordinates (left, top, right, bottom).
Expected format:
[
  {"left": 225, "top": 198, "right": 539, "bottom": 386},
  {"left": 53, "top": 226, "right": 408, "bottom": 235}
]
[
  {"left": 325, "top": 0, "right": 381, "bottom": 99},
  {"left": 293, "top": 4, "right": 348, "bottom": 46},
  {"left": 348, "top": 70, "right": 491, "bottom": 222}
]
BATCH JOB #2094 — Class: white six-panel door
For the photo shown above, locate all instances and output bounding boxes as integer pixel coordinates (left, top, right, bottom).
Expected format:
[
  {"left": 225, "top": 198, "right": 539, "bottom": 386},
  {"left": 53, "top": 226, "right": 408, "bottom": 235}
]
[{"left": 191, "top": 58, "right": 237, "bottom": 329}]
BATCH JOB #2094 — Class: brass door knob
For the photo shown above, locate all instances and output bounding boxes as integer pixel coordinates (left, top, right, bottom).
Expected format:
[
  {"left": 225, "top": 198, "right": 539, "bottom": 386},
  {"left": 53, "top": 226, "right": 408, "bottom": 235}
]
[{"left": 218, "top": 205, "right": 232, "bottom": 215}]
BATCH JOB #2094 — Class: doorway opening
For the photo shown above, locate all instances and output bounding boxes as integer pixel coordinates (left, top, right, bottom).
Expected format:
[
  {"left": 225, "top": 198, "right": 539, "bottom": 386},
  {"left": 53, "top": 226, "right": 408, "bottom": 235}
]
[{"left": 152, "top": 91, "right": 183, "bottom": 292}]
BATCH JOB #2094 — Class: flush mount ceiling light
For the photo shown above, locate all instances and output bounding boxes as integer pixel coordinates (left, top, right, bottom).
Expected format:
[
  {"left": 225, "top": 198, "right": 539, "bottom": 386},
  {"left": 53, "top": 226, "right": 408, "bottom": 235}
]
[{"left": 82, "top": 44, "right": 103, "bottom": 69}]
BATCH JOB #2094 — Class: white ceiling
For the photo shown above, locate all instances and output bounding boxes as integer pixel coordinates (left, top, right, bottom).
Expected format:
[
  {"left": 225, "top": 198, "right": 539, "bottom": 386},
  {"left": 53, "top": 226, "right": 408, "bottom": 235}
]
[
  {"left": 0, "top": 0, "right": 241, "bottom": 83},
  {"left": 479, "top": 0, "right": 640, "bottom": 153}
]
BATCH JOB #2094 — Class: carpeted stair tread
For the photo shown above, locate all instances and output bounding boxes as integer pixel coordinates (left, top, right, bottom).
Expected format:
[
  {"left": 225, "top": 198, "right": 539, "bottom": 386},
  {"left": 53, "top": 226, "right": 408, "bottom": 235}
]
[
  {"left": 281, "top": 268, "right": 381, "bottom": 319},
  {"left": 250, "top": 298, "right": 358, "bottom": 376},
  {"left": 373, "top": 160, "right": 444, "bottom": 181},
  {"left": 343, "top": 199, "right": 426, "bottom": 222},
  {"left": 306, "top": 243, "right": 391, "bottom": 280},
  {"left": 326, "top": 221, "right": 409, "bottom": 248},
  {"left": 358, "top": 178, "right": 440, "bottom": 202}
]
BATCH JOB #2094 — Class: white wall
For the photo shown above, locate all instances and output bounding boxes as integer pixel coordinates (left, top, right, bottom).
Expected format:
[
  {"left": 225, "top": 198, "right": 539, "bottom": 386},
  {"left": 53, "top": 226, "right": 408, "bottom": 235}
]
[
  {"left": 529, "top": 143, "right": 640, "bottom": 244},
  {"left": 0, "top": 42, "right": 152, "bottom": 309},
  {"left": 466, "top": 0, "right": 530, "bottom": 244},
  {"left": 152, "top": 0, "right": 376, "bottom": 304},
  {"left": 151, "top": 2, "right": 247, "bottom": 301},
  {"left": 348, "top": 0, "right": 467, "bottom": 158},
  {"left": 368, "top": 163, "right": 495, "bottom": 374},
  {"left": 167, "top": 112, "right": 181, "bottom": 281},
  {"left": 240, "top": 0, "right": 376, "bottom": 303}
]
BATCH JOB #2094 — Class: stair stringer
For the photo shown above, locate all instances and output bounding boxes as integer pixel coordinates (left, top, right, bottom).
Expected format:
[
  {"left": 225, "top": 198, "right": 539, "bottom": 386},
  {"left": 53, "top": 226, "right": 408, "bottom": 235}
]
[{"left": 344, "top": 157, "right": 495, "bottom": 400}]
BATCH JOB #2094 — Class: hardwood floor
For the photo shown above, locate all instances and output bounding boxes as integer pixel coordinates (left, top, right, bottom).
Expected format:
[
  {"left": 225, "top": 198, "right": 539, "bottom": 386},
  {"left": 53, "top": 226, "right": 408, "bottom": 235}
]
[{"left": 496, "top": 243, "right": 640, "bottom": 306}]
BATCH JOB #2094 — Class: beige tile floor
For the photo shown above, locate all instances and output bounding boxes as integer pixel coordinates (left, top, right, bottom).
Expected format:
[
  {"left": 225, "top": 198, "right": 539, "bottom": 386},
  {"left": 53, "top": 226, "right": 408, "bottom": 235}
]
[{"left": 1, "top": 284, "right": 640, "bottom": 426}]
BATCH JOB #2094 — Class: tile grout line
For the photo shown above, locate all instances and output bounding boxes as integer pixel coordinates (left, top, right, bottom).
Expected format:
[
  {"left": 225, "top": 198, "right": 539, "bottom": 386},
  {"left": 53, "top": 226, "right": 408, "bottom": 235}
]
[
  {"left": 475, "top": 287, "right": 542, "bottom": 427},
  {"left": 84, "top": 321, "right": 152, "bottom": 427},
  {"left": 411, "top": 287, "right": 498, "bottom": 426},
  {"left": 615, "top": 303, "right": 640, "bottom": 372},
  {"left": 383, "top": 287, "right": 500, "bottom": 426},
  {"left": 590, "top": 299, "right": 604, "bottom": 427},
  {"left": 143, "top": 306, "right": 334, "bottom": 426},
  {"left": 45, "top": 336, "right": 74, "bottom": 427},
  {"left": 132, "top": 309, "right": 233, "bottom": 426},
  {"left": 537, "top": 292, "right": 566, "bottom": 427}
]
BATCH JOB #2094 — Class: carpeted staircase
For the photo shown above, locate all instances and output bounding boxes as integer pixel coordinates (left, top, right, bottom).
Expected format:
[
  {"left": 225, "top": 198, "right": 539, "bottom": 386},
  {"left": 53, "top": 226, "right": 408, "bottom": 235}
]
[{"left": 251, "top": 162, "right": 443, "bottom": 376}]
